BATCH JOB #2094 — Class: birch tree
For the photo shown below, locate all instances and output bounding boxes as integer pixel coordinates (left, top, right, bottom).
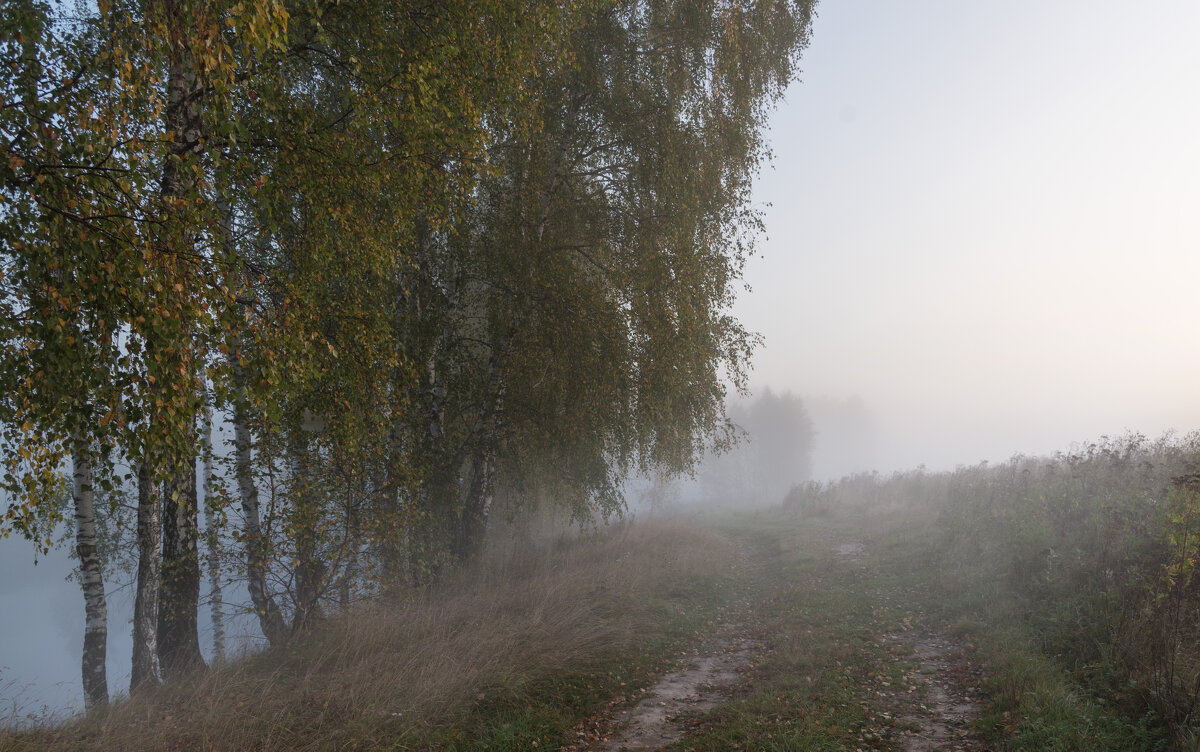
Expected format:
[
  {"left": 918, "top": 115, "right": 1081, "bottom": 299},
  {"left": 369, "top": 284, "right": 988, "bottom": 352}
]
[
  {"left": 404, "top": 0, "right": 816, "bottom": 564},
  {"left": 71, "top": 432, "right": 108, "bottom": 709},
  {"left": 2, "top": 0, "right": 817, "bottom": 673},
  {"left": 0, "top": 0, "right": 133, "bottom": 706},
  {"left": 201, "top": 391, "right": 225, "bottom": 664}
]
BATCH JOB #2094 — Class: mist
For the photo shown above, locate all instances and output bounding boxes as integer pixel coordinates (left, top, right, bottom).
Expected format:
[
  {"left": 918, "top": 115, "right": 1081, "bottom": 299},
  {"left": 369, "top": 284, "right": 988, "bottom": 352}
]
[
  {"left": 736, "top": 0, "right": 1200, "bottom": 476},
  {"left": 4, "top": 0, "right": 1200, "bottom": 748}
]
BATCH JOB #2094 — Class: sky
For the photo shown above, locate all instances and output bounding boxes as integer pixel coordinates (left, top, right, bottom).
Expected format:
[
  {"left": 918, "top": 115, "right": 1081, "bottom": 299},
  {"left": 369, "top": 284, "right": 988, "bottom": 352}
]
[
  {"left": 7, "top": 0, "right": 1200, "bottom": 719},
  {"left": 738, "top": 0, "right": 1200, "bottom": 476}
]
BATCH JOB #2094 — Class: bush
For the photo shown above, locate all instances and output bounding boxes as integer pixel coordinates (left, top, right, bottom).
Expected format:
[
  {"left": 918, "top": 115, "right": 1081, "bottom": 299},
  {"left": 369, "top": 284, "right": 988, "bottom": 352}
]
[{"left": 794, "top": 432, "right": 1200, "bottom": 746}]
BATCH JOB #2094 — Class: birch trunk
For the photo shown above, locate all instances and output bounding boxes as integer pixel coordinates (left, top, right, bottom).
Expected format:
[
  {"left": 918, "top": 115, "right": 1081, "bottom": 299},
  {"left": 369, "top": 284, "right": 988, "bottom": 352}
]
[
  {"left": 340, "top": 540, "right": 357, "bottom": 611},
  {"left": 454, "top": 444, "right": 498, "bottom": 563},
  {"left": 340, "top": 476, "right": 358, "bottom": 611},
  {"left": 131, "top": 463, "right": 161, "bottom": 691},
  {"left": 158, "top": 441, "right": 204, "bottom": 677},
  {"left": 220, "top": 221, "right": 287, "bottom": 642},
  {"left": 202, "top": 396, "right": 225, "bottom": 664},
  {"left": 290, "top": 432, "right": 324, "bottom": 632},
  {"left": 453, "top": 325, "right": 512, "bottom": 563},
  {"left": 232, "top": 374, "right": 288, "bottom": 645},
  {"left": 153, "top": 0, "right": 205, "bottom": 678},
  {"left": 379, "top": 417, "right": 410, "bottom": 597},
  {"left": 72, "top": 432, "right": 108, "bottom": 709}
]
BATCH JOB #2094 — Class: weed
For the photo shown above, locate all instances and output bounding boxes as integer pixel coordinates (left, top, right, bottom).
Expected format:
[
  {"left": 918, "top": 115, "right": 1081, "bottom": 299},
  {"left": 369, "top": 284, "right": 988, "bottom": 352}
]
[{"left": 0, "top": 522, "right": 735, "bottom": 752}]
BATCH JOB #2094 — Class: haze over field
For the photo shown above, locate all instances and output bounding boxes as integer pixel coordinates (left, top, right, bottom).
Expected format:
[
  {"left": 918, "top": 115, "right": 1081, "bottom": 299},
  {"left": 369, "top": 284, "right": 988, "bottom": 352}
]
[
  {"left": 4, "top": 0, "right": 1200, "bottom": 728},
  {"left": 742, "top": 0, "right": 1200, "bottom": 476}
]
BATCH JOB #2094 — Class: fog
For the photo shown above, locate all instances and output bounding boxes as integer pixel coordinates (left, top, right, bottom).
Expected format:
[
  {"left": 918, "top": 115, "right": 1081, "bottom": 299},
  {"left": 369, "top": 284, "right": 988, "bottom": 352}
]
[
  {"left": 6, "top": 0, "right": 1200, "bottom": 724},
  {"left": 0, "top": 538, "right": 101, "bottom": 721},
  {"left": 0, "top": 426, "right": 259, "bottom": 720},
  {"left": 739, "top": 0, "right": 1200, "bottom": 476}
]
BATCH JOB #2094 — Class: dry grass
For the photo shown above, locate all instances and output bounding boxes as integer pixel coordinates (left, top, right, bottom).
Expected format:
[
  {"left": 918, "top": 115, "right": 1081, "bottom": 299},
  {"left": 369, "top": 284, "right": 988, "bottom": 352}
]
[
  {"left": 1, "top": 520, "right": 733, "bottom": 752},
  {"left": 785, "top": 432, "right": 1200, "bottom": 748}
]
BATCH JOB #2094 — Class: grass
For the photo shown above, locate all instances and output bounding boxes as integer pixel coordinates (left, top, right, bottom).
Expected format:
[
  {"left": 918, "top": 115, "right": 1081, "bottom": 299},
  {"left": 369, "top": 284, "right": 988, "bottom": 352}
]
[
  {"left": 655, "top": 513, "right": 920, "bottom": 751},
  {"left": 773, "top": 444, "right": 1185, "bottom": 751},
  {"left": 0, "top": 520, "right": 737, "bottom": 751},
  {"left": 664, "top": 501, "right": 1172, "bottom": 751},
  {"left": 8, "top": 436, "right": 1199, "bottom": 751}
]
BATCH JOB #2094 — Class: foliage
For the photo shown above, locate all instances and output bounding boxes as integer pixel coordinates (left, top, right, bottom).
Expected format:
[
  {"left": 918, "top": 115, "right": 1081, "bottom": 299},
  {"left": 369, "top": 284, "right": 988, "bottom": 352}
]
[
  {"left": 788, "top": 432, "right": 1200, "bottom": 747},
  {"left": 0, "top": 0, "right": 816, "bottom": 709}
]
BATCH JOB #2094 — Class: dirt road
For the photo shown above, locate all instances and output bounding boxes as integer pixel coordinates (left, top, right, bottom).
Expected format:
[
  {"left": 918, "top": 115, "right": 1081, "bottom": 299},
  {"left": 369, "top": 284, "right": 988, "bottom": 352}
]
[{"left": 573, "top": 530, "right": 993, "bottom": 751}]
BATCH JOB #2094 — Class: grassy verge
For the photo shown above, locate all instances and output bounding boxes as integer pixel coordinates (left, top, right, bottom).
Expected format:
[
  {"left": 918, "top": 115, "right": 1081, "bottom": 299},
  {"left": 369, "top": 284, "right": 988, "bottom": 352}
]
[
  {"left": 669, "top": 507, "right": 1169, "bottom": 751},
  {"left": 870, "top": 509, "right": 1167, "bottom": 751},
  {"left": 1, "top": 520, "right": 736, "bottom": 752},
  {"left": 659, "top": 513, "right": 917, "bottom": 751},
  {"left": 7, "top": 466, "right": 1187, "bottom": 751}
]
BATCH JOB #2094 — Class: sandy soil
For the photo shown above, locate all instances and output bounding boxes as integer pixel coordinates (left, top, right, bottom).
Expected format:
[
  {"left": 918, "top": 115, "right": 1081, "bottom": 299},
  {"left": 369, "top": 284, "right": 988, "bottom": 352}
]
[
  {"left": 885, "top": 631, "right": 991, "bottom": 751},
  {"left": 585, "top": 628, "right": 765, "bottom": 751},
  {"left": 573, "top": 539, "right": 993, "bottom": 751}
]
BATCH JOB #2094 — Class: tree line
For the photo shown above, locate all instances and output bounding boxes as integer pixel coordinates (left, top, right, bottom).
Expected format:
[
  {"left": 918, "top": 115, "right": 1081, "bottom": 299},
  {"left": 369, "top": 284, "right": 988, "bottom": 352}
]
[
  {"left": 649, "top": 388, "right": 814, "bottom": 509},
  {"left": 0, "top": 0, "right": 814, "bottom": 710}
]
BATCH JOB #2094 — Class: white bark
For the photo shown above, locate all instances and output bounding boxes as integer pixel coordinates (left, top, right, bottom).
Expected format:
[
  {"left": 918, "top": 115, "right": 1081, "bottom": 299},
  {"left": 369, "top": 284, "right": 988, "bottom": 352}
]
[
  {"left": 131, "top": 462, "right": 161, "bottom": 690},
  {"left": 231, "top": 363, "right": 288, "bottom": 645},
  {"left": 202, "top": 394, "right": 225, "bottom": 664},
  {"left": 72, "top": 432, "right": 108, "bottom": 709}
]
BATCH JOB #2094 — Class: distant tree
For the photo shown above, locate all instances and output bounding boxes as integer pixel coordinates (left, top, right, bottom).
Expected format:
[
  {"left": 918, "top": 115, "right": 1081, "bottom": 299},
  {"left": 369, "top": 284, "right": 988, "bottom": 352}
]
[
  {"left": 698, "top": 389, "right": 814, "bottom": 504},
  {"left": 739, "top": 389, "right": 815, "bottom": 500},
  {"left": 805, "top": 395, "right": 878, "bottom": 480}
]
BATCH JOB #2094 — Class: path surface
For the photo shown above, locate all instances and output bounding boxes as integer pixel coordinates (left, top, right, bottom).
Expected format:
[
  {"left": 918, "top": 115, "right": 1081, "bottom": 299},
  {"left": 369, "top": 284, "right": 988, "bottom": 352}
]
[
  {"left": 885, "top": 631, "right": 990, "bottom": 751},
  {"left": 567, "top": 539, "right": 770, "bottom": 752},
  {"left": 837, "top": 541, "right": 992, "bottom": 751},
  {"left": 586, "top": 628, "right": 765, "bottom": 751},
  {"left": 573, "top": 536, "right": 993, "bottom": 751}
]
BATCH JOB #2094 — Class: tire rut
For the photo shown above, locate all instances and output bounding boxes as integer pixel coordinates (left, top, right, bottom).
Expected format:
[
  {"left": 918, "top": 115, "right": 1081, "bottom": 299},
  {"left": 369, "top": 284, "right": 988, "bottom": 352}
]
[
  {"left": 585, "top": 628, "right": 764, "bottom": 751},
  {"left": 567, "top": 534, "right": 774, "bottom": 751},
  {"left": 882, "top": 631, "right": 991, "bottom": 751}
]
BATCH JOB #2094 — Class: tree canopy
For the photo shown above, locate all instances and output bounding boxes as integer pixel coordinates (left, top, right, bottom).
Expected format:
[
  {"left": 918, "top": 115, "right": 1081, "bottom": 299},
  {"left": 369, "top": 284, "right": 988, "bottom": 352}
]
[{"left": 0, "top": 0, "right": 814, "bottom": 707}]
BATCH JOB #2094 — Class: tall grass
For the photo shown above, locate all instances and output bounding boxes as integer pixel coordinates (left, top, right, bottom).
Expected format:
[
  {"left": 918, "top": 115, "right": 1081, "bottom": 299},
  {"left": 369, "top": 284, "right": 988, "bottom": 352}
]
[
  {"left": 1, "top": 521, "right": 734, "bottom": 751},
  {"left": 787, "top": 432, "right": 1200, "bottom": 747}
]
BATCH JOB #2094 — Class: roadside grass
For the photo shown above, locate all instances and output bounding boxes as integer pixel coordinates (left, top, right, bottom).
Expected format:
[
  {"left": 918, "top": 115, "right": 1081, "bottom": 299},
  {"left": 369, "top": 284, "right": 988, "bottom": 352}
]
[
  {"left": 673, "top": 506, "right": 1169, "bottom": 751},
  {"left": 965, "top": 625, "right": 1163, "bottom": 751},
  {"left": 923, "top": 554, "right": 1166, "bottom": 748},
  {"left": 871, "top": 508, "right": 1167, "bottom": 751},
  {"left": 795, "top": 434, "right": 1200, "bottom": 748},
  {"left": 662, "top": 513, "right": 917, "bottom": 751},
  {"left": 0, "top": 520, "right": 737, "bottom": 752}
]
